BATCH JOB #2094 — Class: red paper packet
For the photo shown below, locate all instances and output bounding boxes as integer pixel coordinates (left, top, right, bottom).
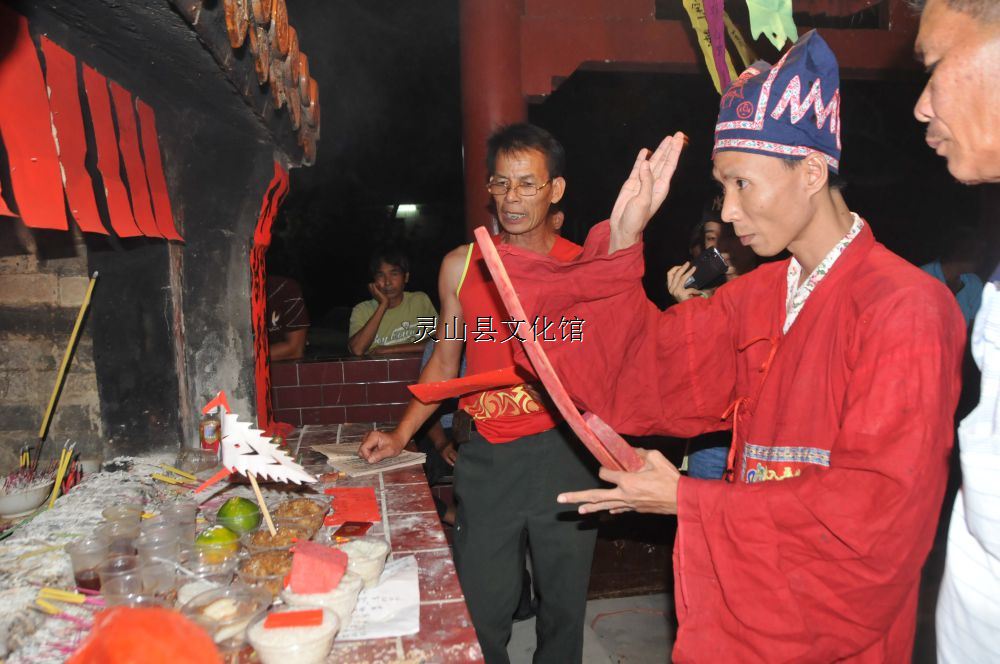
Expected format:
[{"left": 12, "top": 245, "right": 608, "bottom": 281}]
[
  {"left": 323, "top": 487, "right": 380, "bottom": 526},
  {"left": 264, "top": 609, "right": 324, "bottom": 629}
]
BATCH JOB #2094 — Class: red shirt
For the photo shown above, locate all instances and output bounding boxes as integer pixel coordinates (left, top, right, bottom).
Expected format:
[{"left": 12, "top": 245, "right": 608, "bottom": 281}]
[
  {"left": 500, "top": 220, "right": 965, "bottom": 662},
  {"left": 457, "top": 234, "right": 581, "bottom": 443}
]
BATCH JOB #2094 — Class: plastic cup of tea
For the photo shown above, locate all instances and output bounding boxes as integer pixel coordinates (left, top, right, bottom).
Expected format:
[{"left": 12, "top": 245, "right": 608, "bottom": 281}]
[
  {"left": 139, "top": 560, "right": 177, "bottom": 596},
  {"left": 94, "top": 521, "right": 139, "bottom": 556},
  {"left": 158, "top": 502, "right": 198, "bottom": 543},
  {"left": 135, "top": 532, "right": 181, "bottom": 564},
  {"left": 97, "top": 554, "right": 140, "bottom": 593},
  {"left": 102, "top": 505, "right": 142, "bottom": 526},
  {"left": 65, "top": 536, "right": 110, "bottom": 592}
]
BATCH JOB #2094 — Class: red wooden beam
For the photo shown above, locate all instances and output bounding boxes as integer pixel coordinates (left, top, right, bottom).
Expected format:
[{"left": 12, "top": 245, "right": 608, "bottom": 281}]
[{"left": 520, "top": 3, "right": 920, "bottom": 100}]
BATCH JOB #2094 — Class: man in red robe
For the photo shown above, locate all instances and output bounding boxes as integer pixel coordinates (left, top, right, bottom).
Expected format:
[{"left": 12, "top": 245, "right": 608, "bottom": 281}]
[{"left": 499, "top": 32, "right": 966, "bottom": 662}]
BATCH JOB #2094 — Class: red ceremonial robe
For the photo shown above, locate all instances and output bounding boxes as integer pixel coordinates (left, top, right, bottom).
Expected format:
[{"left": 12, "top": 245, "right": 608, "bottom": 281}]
[{"left": 498, "top": 220, "right": 965, "bottom": 662}]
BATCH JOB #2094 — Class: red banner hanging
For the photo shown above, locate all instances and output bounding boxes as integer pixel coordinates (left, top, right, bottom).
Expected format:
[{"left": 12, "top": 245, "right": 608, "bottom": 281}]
[
  {"left": 40, "top": 37, "right": 108, "bottom": 235},
  {"left": 251, "top": 162, "right": 290, "bottom": 428},
  {"left": 109, "top": 81, "right": 161, "bottom": 238},
  {"left": 82, "top": 64, "right": 142, "bottom": 238},
  {"left": 0, "top": 5, "right": 67, "bottom": 230},
  {"left": 135, "top": 100, "right": 183, "bottom": 241}
]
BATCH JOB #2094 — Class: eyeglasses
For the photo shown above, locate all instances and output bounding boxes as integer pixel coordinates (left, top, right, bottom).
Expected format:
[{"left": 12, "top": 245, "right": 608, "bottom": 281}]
[{"left": 486, "top": 180, "right": 552, "bottom": 197}]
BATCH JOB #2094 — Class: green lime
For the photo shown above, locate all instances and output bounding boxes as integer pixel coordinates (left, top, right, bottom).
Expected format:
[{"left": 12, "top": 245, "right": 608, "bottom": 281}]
[
  {"left": 216, "top": 497, "right": 262, "bottom": 535},
  {"left": 195, "top": 525, "right": 241, "bottom": 564}
]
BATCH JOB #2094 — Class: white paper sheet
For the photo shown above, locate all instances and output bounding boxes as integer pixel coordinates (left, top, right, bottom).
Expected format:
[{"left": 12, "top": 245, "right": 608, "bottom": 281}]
[{"left": 337, "top": 555, "right": 421, "bottom": 640}]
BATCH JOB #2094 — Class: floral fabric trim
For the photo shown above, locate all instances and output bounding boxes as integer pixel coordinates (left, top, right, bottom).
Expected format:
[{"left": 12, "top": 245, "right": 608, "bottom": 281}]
[{"left": 784, "top": 213, "right": 863, "bottom": 333}]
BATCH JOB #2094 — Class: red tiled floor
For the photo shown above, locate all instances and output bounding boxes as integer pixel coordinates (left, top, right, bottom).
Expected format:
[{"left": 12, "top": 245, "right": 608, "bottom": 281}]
[
  {"left": 381, "top": 465, "right": 427, "bottom": 485},
  {"left": 330, "top": 637, "right": 401, "bottom": 663},
  {"left": 413, "top": 549, "right": 463, "bottom": 602},
  {"left": 388, "top": 512, "right": 448, "bottom": 552},
  {"left": 400, "top": 601, "right": 482, "bottom": 662},
  {"left": 386, "top": 483, "right": 437, "bottom": 515}
]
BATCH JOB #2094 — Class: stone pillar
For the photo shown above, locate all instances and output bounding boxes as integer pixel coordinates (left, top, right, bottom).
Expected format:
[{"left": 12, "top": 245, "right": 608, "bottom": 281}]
[{"left": 459, "top": 0, "right": 526, "bottom": 239}]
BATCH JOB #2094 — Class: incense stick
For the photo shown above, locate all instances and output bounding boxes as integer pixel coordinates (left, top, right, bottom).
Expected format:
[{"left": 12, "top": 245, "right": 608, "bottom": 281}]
[
  {"left": 247, "top": 472, "right": 277, "bottom": 536},
  {"left": 36, "top": 271, "right": 98, "bottom": 465}
]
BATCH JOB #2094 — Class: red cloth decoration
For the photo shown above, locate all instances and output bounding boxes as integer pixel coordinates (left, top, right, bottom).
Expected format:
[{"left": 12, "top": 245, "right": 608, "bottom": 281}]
[
  {"left": 66, "top": 607, "right": 222, "bottom": 664},
  {"left": 323, "top": 487, "right": 380, "bottom": 526},
  {"left": 475, "top": 227, "right": 643, "bottom": 471},
  {"left": 288, "top": 541, "right": 348, "bottom": 594},
  {"left": 136, "top": 100, "right": 183, "bottom": 240},
  {"left": 0, "top": 6, "right": 67, "bottom": 230},
  {"left": 82, "top": 64, "right": 142, "bottom": 237},
  {"left": 251, "top": 163, "right": 290, "bottom": 428},
  {"left": 39, "top": 37, "right": 107, "bottom": 235},
  {"left": 264, "top": 609, "right": 325, "bottom": 629},
  {"left": 409, "top": 365, "right": 527, "bottom": 403},
  {"left": 109, "top": 81, "right": 161, "bottom": 238}
]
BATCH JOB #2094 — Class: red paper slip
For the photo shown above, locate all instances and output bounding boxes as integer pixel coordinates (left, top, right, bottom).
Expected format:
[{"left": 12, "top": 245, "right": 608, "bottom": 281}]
[
  {"left": 474, "top": 227, "right": 643, "bottom": 472},
  {"left": 264, "top": 609, "right": 323, "bottom": 629},
  {"left": 323, "top": 487, "right": 380, "bottom": 526}
]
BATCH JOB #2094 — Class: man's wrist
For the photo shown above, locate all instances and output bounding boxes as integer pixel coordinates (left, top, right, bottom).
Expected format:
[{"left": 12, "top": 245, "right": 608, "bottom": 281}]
[{"left": 609, "top": 230, "right": 641, "bottom": 254}]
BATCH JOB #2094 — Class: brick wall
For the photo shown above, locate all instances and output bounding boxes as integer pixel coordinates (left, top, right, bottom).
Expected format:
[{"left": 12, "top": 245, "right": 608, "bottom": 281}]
[
  {"left": 0, "top": 226, "right": 104, "bottom": 472},
  {"left": 271, "top": 355, "right": 422, "bottom": 425}
]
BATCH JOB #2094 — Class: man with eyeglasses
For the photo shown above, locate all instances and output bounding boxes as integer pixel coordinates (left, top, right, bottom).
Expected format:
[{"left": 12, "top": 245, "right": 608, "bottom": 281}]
[{"left": 359, "top": 123, "right": 599, "bottom": 663}]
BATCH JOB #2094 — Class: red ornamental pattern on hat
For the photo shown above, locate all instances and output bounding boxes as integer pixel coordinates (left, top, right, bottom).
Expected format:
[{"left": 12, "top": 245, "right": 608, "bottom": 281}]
[{"left": 713, "top": 30, "right": 842, "bottom": 172}]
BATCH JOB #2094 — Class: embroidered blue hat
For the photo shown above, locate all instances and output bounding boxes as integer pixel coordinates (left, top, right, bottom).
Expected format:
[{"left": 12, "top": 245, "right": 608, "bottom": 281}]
[{"left": 713, "top": 30, "right": 842, "bottom": 172}]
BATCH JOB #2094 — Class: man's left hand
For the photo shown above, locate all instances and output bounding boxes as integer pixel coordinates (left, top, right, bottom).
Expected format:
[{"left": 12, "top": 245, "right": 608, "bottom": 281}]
[{"left": 558, "top": 448, "right": 681, "bottom": 515}]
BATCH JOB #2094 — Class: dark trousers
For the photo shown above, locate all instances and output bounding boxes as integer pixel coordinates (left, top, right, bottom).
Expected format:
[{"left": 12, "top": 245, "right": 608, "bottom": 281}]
[{"left": 453, "top": 425, "right": 599, "bottom": 664}]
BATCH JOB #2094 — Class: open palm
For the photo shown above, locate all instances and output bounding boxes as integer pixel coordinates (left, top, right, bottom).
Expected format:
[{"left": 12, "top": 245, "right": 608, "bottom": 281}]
[{"left": 609, "top": 132, "right": 687, "bottom": 252}]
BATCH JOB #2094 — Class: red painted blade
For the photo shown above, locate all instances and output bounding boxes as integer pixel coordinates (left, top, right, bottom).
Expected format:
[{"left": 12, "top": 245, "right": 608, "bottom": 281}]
[
  {"left": 0, "top": 7, "right": 67, "bottom": 230},
  {"left": 135, "top": 100, "right": 182, "bottom": 240},
  {"left": 473, "top": 227, "right": 643, "bottom": 472},
  {"left": 39, "top": 37, "right": 108, "bottom": 235},
  {"left": 109, "top": 81, "right": 161, "bottom": 238},
  {"left": 82, "top": 64, "right": 142, "bottom": 237}
]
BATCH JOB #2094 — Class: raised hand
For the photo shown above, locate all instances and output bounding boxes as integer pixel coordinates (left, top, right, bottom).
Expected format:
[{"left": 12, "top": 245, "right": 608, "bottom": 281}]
[{"left": 609, "top": 132, "right": 688, "bottom": 253}]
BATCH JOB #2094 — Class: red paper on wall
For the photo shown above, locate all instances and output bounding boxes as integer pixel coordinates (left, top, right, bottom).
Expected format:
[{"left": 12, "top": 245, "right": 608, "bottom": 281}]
[
  {"left": 288, "top": 541, "right": 348, "bottom": 594},
  {"left": 0, "top": 6, "right": 68, "bottom": 230},
  {"left": 135, "top": 100, "right": 182, "bottom": 241},
  {"left": 251, "top": 162, "right": 290, "bottom": 428},
  {"left": 39, "top": 37, "right": 107, "bottom": 235},
  {"left": 82, "top": 64, "right": 142, "bottom": 238},
  {"left": 323, "top": 487, "right": 380, "bottom": 526},
  {"left": 109, "top": 81, "right": 161, "bottom": 238}
]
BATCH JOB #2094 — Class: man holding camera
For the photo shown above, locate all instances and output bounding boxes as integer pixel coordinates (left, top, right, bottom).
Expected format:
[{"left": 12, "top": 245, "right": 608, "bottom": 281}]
[{"left": 499, "top": 32, "right": 965, "bottom": 661}]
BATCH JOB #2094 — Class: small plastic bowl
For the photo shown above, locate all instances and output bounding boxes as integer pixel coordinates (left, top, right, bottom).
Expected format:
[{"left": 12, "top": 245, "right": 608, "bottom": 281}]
[
  {"left": 238, "top": 551, "right": 293, "bottom": 598},
  {"left": 240, "top": 525, "right": 310, "bottom": 554},
  {"left": 336, "top": 537, "right": 390, "bottom": 589},
  {"left": 281, "top": 570, "right": 364, "bottom": 629},
  {"left": 247, "top": 607, "right": 340, "bottom": 664},
  {"left": 180, "top": 585, "right": 271, "bottom": 653}
]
